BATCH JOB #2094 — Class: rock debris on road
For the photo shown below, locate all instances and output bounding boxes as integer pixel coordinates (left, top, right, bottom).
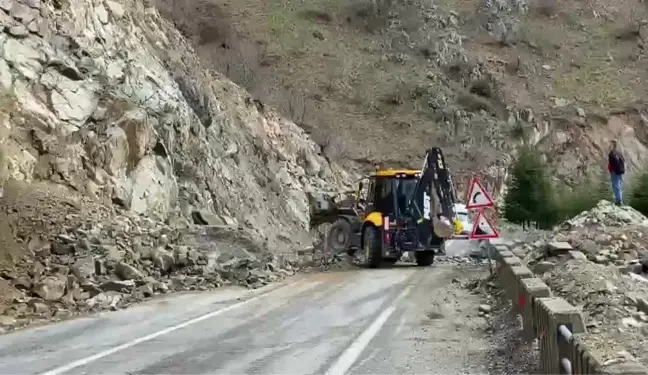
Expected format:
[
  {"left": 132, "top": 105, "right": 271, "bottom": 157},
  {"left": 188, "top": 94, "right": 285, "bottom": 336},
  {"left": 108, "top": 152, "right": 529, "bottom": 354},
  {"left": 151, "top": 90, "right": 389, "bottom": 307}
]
[{"left": 0, "top": 263, "right": 494, "bottom": 375}]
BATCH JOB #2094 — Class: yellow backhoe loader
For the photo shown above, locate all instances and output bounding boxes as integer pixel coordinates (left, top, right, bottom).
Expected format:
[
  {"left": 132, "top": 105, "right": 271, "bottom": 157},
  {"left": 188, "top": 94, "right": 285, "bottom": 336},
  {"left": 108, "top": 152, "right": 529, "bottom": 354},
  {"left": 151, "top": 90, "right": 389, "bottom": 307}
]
[{"left": 311, "top": 148, "right": 463, "bottom": 267}]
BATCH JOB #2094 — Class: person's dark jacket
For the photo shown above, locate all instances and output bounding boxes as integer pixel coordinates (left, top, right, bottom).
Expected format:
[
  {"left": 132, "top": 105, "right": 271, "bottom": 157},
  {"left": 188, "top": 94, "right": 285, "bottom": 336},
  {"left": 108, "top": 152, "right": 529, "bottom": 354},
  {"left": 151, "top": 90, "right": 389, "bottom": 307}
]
[{"left": 608, "top": 150, "right": 626, "bottom": 175}]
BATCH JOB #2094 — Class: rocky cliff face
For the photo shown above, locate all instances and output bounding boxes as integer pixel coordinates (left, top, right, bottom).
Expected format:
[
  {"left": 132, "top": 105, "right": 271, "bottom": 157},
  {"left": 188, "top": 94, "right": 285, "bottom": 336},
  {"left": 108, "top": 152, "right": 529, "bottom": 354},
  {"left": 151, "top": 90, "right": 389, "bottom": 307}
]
[
  {"left": 0, "top": 0, "right": 357, "bottom": 330},
  {"left": 0, "top": 0, "right": 350, "bottom": 253}
]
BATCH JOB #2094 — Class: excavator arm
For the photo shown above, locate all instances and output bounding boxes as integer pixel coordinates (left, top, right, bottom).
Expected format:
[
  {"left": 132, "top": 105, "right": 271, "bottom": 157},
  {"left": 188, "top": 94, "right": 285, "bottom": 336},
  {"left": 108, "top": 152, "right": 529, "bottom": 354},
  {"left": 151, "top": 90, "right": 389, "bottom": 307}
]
[{"left": 406, "top": 147, "right": 458, "bottom": 238}]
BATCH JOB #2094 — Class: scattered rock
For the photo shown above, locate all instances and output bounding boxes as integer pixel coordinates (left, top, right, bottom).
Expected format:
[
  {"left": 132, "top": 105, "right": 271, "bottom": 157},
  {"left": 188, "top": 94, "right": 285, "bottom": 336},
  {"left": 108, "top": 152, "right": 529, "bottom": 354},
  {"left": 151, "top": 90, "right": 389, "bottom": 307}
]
[
  {"left": 533, "top": 261, "right": 555, "bottom": 274},
  {"left": 576, "top": 107, "right": 586, "bottom": 117},
  {"left": 115, "top": 262, "right": 143, "bottom": 280},
  {"left": 0, "top": 279, "right": 23, "bottom": 302},
  {"left": 0, "top": 315, "right": 16, "bottom": 327},
  {"left": 99, "top": 280, "right": 135, "bottom": 293},
  {"left": 478, "top": 304, "right": 492, "bottom": 314},
  {"left": 32, "top": 275, "right": 67, "bottom": 301},
  {"left": 153, "top": 248, "right": 175, "bottom": 272},
  {"left": 133, "top": 283, "right": 154, "bottom": 299},
  {"left": 72, "top": 255, "right": 96, "bottom": 279}
]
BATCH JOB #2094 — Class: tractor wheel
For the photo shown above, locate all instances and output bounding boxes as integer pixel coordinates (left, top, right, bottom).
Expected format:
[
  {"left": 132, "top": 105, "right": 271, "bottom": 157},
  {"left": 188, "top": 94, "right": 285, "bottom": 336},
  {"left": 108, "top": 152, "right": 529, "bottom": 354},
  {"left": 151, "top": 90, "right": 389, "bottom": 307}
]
[
  {"left": 325, "top": 218, "right": 352, "bottom": 254},
  {"left": 363, "top": 226, "right": 383, "bottom": 268},
  {"left": 415, "top": 251, "right": 435, "bottom": 267}
]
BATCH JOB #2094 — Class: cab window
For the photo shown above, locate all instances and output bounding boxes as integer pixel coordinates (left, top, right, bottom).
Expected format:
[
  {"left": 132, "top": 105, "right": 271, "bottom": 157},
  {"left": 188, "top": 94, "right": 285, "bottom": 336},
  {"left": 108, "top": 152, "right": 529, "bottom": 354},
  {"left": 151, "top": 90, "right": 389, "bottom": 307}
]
[{"left": 374, "top": 178, "right": 394, "bottom": 214}]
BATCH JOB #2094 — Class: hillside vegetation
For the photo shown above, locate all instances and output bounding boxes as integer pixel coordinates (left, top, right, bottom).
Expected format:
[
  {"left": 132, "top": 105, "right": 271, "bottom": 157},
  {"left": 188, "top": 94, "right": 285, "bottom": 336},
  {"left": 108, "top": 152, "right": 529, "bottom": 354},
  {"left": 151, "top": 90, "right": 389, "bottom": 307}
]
[{"left": 155, "top": 0, "right": 648, "bottom": 193}]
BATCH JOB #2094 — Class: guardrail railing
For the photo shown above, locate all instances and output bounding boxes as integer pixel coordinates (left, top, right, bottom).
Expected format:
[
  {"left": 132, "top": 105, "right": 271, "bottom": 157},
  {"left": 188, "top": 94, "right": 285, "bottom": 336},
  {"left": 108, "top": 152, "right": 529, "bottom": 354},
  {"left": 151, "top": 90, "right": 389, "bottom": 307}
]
[
  {"left": 484, "top": 238, "right": 648, "bottom": 375},
  {"left": 559, "top": 324, "right": 574, "bottom": 374}
]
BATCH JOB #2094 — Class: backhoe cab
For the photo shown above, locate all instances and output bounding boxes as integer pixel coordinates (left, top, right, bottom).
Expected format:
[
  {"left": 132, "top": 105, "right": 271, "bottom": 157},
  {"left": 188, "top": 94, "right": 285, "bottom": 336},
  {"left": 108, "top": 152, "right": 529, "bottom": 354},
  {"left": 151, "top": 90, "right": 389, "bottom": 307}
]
[{"left": 323, "top": 148, "right": 463, "bottom": 268}]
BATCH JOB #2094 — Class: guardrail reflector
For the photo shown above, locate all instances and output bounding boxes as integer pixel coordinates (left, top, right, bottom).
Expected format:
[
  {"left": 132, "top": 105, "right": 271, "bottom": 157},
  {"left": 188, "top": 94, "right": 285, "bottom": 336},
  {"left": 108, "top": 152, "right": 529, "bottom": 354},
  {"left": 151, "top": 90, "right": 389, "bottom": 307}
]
[{"left": 518, "top": 295, "right": 527, "bottom": 308}]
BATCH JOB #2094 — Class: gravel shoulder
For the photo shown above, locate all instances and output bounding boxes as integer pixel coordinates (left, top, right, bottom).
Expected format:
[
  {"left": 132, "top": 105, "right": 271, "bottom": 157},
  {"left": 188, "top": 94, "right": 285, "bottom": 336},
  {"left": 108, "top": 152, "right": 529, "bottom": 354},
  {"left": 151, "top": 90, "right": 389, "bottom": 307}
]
[{"left": 475, "top": 276, "right": 540, "bottom": 375}]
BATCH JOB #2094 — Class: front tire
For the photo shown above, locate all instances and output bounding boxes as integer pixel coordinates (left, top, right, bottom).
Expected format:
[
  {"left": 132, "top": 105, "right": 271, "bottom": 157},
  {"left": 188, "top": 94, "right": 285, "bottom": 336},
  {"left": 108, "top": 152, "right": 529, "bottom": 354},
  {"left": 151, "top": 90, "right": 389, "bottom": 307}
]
[
  {"left": 326, "top": 218, "right": 352, "bottom": 254},
  {"left": 415, "top": 251, "right": 435, "bottom": 267},
  {"left": 363, "top": 226, "right": 383, "bottom": 268}
]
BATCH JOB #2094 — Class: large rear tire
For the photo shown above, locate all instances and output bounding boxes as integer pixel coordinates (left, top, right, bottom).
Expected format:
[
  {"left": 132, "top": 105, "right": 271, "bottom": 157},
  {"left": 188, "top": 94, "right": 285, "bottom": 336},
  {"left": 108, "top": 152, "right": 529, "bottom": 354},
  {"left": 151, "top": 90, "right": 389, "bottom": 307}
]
[
  {"left": 415, "top": 251, "right": 435, "bottom": 267},
  {"left": 363, "top": 226, "right": 383, "bottom": 268},
  {"left": 326, "top": 218, "right": 352, "bottom": 254}
]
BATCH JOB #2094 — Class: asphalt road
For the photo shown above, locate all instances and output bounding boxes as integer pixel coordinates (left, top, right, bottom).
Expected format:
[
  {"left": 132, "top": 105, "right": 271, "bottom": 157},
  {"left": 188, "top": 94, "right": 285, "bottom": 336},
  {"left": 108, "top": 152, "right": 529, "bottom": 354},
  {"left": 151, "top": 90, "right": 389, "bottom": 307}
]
[{"left": 0, "top": 248, "right": 492, "bottom": 375}]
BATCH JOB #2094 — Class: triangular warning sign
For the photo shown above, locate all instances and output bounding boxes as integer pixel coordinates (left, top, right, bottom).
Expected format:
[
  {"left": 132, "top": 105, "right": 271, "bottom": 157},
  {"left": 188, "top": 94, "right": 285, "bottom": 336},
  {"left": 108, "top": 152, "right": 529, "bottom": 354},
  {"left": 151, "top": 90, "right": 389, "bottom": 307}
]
[
  {"left": 470, "top": 209, "right": 500, "bottom": 240},
  {"left": 466, "top": 177, "right": 494, "bottom": 209}
]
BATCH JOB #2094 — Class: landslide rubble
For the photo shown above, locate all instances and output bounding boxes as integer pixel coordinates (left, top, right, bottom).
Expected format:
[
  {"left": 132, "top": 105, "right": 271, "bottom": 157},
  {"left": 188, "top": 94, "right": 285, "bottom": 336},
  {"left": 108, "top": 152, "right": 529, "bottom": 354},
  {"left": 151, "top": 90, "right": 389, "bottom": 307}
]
[
  {"left": 0, "top": 0, "right": 352, "bottom": 331},
  {"left": 510, "top": 200, "right": 648, "bottom": 369},
  {"left": 0, "top": 180, "right": 303, "bottom": 333}
]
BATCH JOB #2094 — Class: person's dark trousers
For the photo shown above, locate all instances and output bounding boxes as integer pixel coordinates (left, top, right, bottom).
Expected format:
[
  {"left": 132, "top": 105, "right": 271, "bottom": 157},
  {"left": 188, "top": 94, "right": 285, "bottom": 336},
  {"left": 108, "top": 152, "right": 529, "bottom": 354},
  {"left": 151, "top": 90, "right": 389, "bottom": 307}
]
[{"left": 610, "top": 173, "right": 624, "bottom": 205}]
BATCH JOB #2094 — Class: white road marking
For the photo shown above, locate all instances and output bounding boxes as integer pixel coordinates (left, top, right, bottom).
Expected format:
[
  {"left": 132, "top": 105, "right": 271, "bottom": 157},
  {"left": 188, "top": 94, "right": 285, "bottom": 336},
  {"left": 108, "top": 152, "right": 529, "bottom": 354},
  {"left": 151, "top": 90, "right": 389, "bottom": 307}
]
[
  {"left": 38, "top": 279, "right": 306, "bottom": 375},
  {"left": 324, "top": 281, "right": 415, "bottom": 375},
  {"left": 394, "top": 313, "right": 407, "bottom": 336}
]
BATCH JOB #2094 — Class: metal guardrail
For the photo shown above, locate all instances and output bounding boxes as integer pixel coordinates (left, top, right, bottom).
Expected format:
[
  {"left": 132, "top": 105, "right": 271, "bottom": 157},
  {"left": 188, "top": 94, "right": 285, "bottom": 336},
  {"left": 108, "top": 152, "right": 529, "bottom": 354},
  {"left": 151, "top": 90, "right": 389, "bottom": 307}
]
[
  {"left": 559, "top": 324, "right": 574, "bottom": 374},
  {"left": 485, "top": 239, "right": 648, "bottom": 375}
]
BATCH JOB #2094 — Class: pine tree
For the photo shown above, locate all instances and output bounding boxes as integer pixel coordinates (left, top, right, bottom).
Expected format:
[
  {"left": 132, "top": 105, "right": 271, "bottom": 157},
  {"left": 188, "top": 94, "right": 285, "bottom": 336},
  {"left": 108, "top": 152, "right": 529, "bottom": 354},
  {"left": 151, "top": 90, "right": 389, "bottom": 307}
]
[
  {"left": 534, "top": 173, "right": 560, "bottom": 229},
  {"left": 503, "top": 145, "right": 550, "bottom": 228}
]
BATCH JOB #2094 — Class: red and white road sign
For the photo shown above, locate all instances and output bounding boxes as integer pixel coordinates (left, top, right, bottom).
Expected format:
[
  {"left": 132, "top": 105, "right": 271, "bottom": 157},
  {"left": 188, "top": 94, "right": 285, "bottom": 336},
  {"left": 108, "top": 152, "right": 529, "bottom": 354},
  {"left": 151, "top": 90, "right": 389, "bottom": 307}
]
[
  {"left": 469, "top": 209, "right": 500, "bottom": 240},
  {"left": 466, "top": 177, "right": 494, "bottom": 210}
]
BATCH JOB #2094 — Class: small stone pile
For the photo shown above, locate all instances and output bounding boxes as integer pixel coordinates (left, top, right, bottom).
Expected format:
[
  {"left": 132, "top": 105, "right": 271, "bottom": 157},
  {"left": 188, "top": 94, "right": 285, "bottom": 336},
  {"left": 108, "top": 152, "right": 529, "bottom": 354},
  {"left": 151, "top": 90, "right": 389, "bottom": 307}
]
[
  {"left": 563, "top": 200, "right": 648, "bottom": 228},
  {"left": 516, "top": 201, "right": 648, "bottom": 272}
]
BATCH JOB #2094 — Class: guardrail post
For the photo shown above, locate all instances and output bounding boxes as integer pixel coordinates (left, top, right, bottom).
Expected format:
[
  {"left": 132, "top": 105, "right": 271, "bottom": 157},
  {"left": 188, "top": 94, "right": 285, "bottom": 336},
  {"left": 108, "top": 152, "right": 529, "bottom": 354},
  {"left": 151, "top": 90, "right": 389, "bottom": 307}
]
[
  {"left": 520, "top": 278, "right": 551, "bottom": 341},
  {"left": 536, "top": 297, "right": 585, "bottom": 374},
  {"left": 511, "top": 265, "right": 533, "bottom": 314},
  {"left": 494, "top": 248, "right": 515, "bottom": 267},
  {"left": 497, "top": 255, "right": 522, "bottom": 299}
]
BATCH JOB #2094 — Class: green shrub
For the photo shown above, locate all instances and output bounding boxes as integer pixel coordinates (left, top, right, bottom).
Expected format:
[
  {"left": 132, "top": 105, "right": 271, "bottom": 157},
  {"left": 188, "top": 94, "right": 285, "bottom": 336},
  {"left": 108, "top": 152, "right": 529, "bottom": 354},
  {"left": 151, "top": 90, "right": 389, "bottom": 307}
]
[
  {"left": 503, "top": 144, "right": 557, "bottom": 229},
  {"left": 504, "top": 145, "right": 612, "bottom": 229}
]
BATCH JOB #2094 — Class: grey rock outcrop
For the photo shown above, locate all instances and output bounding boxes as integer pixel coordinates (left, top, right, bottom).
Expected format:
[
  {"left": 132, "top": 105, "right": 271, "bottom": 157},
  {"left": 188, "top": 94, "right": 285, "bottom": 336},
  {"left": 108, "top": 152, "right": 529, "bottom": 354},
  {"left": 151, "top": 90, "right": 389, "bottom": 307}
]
[
  {"left": 0, "top": 0, "right": 355, "bottom": 332},
  {"left": 0, "top": 0, "right": 351, "bottom": 256}
]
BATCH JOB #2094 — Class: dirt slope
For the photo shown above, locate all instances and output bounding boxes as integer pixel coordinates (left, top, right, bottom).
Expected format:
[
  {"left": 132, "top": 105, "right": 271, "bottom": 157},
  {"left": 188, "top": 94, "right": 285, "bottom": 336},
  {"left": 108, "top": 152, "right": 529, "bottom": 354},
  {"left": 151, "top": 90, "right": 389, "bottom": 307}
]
[{"left": 154, "top": 0, "right": 648, "bottom": 190}]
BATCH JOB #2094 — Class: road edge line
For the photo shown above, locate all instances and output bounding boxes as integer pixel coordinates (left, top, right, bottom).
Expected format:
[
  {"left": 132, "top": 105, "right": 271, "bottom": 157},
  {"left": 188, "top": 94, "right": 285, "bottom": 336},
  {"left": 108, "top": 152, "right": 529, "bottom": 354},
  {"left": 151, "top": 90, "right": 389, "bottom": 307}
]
[{"left": 38, "top": 276, "right": 304, "bottom": 375}]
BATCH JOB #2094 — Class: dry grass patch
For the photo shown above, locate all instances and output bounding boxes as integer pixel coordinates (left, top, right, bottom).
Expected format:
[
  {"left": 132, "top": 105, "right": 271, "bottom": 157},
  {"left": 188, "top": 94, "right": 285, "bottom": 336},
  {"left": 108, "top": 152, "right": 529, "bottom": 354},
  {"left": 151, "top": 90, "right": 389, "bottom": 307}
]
[{"left": 552, "top": 61, "right": 638, "bottom": 107}]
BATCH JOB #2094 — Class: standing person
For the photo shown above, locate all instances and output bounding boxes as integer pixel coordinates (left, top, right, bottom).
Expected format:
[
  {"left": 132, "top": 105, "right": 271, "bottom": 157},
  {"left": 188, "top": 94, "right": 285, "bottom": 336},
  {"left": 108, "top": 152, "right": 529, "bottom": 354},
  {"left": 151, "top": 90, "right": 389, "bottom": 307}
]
[{"left": 608, "top": 140, "right": 626, "bottom": 206}]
